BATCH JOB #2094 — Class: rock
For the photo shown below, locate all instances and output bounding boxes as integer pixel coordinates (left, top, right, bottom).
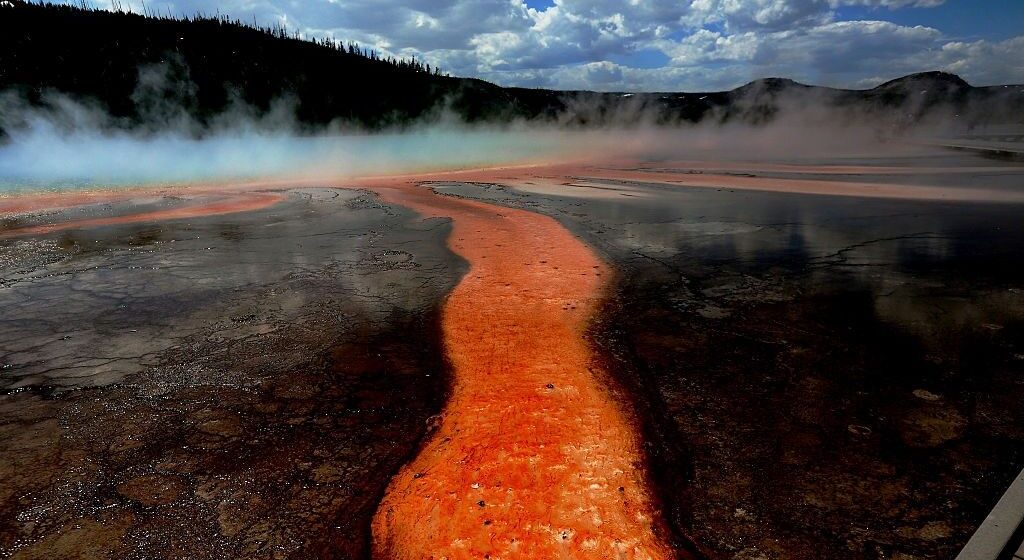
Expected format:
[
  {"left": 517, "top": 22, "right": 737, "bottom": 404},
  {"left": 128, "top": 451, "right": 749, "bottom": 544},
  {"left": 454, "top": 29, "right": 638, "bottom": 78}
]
[
  {"left": 912, "top": 389, "right": 941, "bottom": 401},
  {"left": 117, "top": 474, "right": 186, "bottom": 507}
]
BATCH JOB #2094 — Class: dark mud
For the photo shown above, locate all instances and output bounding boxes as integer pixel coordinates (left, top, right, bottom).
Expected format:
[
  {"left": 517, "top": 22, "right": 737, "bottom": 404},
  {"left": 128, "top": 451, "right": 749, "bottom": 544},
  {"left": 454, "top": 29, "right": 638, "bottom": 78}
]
[
  {"left": 434, "top": 152, "right": 1024, "bottom": 559},
  {"left": 0, "top": 188, "right": 464, "bottom": 559}
]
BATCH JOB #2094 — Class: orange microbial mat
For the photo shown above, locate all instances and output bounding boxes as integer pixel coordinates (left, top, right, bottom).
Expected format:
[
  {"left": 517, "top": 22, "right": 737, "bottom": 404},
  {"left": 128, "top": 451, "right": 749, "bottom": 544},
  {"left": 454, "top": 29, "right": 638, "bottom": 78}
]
[
  {"left": 0, "top": 167, "right": 679, "bottom": 558},
  {"left": 365, "top": 180, "right": 675, "bottom": 560}
]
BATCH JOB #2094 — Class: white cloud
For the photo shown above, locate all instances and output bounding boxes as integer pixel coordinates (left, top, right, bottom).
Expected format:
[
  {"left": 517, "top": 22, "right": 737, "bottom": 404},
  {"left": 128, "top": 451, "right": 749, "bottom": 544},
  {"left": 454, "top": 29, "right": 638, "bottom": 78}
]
[
  {"left": 923, "top": 36, "right": 1024, "bottom": 86},
  {"left": 834, "top": 0, "right": 946, "bottom": 8},
  {"left": 697, "top": 0, "right": 833, "bottom": 31},
  {"left": 68, "top": 0, "right": 1020, "bottom": 91}
]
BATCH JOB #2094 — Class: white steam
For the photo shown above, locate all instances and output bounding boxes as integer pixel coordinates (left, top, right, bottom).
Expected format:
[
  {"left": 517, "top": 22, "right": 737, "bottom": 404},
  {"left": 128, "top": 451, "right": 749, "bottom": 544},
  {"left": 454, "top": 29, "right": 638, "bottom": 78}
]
[
  {"left": 0, "top": 120, "right": 589, "bottom": 191},
  {"left": 0, "top": 67, "right": 990, "bottom": 194}
]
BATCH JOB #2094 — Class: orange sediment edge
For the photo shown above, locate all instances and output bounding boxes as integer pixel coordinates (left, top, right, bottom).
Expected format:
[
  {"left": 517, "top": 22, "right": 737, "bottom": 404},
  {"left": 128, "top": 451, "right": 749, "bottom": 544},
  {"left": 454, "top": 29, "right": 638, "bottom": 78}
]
[
  {"left": 0, "top": 192, "right": 285, "bottom": 238},
  {"left": 0, "top": 163, "right": 558, "bottom": 221},
  {"left": 362, "top": 179, "right": 677, "bottom": 560},
  {"left": 0, "top": 179, "right": 306, "bottom": 218},
  {"left": 618, "top": 161, "right": 1020, "bottom": 176},
  {"left": 508, "top": 166, "right": 1024, "bottom": 204}
]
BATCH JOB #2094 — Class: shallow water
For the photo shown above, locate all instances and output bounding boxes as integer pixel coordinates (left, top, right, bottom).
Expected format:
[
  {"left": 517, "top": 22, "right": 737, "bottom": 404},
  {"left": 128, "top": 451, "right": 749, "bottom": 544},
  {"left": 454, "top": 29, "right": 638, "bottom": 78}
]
[
  {"left": 0, "top": 129, "right": 592, "bottom": 191},
  {"left": 1, "top": 147, "right": 1022, "bottom": 559},
  {"left": 435, "top": 151, "right": 1024, "bottom": 559}
]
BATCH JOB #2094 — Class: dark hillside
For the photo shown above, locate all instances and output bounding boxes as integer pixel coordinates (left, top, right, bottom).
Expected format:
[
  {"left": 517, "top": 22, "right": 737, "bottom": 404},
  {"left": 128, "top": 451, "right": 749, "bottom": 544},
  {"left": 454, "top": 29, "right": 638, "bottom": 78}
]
[
  {"left": 1, "top": 1, "right": 1022, "bottom": 131},
  {"left": 0, "top": 0, "right": 528, "bottom": 127}
]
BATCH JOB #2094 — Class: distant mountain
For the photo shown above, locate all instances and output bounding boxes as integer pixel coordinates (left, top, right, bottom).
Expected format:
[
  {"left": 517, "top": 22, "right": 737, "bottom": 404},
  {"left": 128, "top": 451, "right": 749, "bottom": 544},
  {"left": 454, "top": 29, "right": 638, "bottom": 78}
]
[
  {"left": 874, "top": 71, "right": 970, "bottom": 91},
  {"left": 1, "top": 0, "right": 1022, "bottom": 133}
]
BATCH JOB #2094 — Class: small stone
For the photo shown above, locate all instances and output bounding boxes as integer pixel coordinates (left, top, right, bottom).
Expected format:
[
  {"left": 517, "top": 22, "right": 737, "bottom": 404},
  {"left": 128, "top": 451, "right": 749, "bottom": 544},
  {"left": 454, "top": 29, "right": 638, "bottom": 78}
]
[{"left": 847, "top": 424, "right": 872, "bottom": 436}]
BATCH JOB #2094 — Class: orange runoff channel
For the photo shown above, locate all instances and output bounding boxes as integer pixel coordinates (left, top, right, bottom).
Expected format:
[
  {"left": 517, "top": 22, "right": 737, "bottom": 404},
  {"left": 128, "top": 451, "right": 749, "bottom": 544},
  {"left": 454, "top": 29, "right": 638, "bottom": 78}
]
[
  {"left": 0, "top": 172, "right": 681, "bottom": 558},
  {"left": 364, "top": 179, "right": 677, "bottom": 560}
]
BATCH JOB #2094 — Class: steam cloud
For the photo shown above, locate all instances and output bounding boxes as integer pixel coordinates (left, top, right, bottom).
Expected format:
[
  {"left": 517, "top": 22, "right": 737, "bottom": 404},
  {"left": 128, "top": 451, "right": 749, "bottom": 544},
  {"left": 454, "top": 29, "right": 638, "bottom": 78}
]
[
  {"left": 0, "top": 61, "right": 997, "bottom": 193},
  {"left": 0, "top": 92, "right": 601, "bottom": 190}
]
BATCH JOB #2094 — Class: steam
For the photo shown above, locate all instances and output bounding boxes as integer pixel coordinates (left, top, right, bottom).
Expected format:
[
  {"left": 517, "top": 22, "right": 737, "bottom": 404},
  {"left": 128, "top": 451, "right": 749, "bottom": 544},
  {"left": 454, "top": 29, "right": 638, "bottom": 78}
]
[
  {"left": 0, "top": 90, "right": 604, "bottom": 190},
  {"left": 0, "top": 61, "right": 1004, "bottom": 193},
  {"left": 0, "top": 114, "right": 590, "bottom": 190}
]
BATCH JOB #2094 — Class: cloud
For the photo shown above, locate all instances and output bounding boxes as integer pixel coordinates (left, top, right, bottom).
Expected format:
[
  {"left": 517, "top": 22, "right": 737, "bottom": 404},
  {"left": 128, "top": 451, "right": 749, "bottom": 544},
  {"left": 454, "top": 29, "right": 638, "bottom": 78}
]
[
  {"left": 923, "top": 36, "right": 1024, "bottom": 86},
  {"left": 835, "top": 0, "right": 946, "bottom": 8},
  {"left": 695, "top": 0, "right": 833, "bottom": 31},
  {"left": 68, "top": 0, "right": 1020, "bottom": 91}
]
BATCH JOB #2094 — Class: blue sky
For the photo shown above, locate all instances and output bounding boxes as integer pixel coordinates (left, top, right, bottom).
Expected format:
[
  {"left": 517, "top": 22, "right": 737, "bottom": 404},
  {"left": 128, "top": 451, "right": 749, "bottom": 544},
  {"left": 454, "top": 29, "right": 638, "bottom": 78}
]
[
  {"left": 836, "top": 0, "right": 1024, "bottom": 41},
  {"left": 82, "top": 0, "right": 1024, "bottom": 91}
]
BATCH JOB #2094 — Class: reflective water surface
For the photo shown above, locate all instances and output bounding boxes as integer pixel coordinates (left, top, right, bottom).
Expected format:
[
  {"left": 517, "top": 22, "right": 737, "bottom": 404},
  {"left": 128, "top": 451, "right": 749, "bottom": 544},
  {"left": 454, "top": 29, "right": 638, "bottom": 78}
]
[
  {"left": 436, "top": 150, "right": 1024, "bottom": 559},
  {"left": 1, "top": 147, "right": 1023, "bottom": 559}
]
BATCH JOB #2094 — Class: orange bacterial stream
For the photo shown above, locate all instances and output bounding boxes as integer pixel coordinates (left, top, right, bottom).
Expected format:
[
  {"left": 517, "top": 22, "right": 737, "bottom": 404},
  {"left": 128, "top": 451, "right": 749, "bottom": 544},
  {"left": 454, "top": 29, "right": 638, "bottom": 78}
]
[{"left": 365, "top": 180, "right": 676, "bottom": 560}]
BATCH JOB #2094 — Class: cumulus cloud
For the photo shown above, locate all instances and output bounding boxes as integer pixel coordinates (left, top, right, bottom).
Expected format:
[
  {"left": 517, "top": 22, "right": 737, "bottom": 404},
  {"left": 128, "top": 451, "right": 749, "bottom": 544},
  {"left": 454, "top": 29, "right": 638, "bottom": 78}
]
[
  {"left": 836, "top": 0, "right": 946, "bottom": 7},
  {"left": 71, "top": 0, "right": 1020, "bottom": 91},
  {"left": 695, "top": 0, "right": 833, "bottom": 31}
]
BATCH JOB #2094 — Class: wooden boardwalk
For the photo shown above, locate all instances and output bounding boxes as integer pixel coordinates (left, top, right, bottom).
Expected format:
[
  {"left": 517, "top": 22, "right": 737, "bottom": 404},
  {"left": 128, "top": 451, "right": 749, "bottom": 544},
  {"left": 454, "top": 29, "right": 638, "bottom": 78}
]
[{"left": 956, "top": 468, "right": 1024, "bottom": 560}]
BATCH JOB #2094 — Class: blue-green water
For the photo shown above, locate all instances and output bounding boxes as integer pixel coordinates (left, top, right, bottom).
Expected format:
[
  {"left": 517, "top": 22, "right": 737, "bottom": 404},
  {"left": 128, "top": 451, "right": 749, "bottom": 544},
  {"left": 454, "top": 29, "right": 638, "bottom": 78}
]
[{"left": 0, "top": 128, "right": 585, "bottom": 193}]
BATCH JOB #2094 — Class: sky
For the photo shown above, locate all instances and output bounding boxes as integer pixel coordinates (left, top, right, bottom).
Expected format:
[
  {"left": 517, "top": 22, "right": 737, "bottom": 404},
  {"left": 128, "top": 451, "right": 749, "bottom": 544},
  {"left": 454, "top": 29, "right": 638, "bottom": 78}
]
[{"left": 78, "top": 0, "right": 1024, "bottom": 92}]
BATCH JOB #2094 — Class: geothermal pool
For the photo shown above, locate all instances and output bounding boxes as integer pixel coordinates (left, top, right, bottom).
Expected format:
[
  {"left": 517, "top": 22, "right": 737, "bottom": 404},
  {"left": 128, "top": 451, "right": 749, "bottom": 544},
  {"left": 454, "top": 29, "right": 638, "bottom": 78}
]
[{"left": 2, "top": 146, "right": 1024, "bottom": 559}]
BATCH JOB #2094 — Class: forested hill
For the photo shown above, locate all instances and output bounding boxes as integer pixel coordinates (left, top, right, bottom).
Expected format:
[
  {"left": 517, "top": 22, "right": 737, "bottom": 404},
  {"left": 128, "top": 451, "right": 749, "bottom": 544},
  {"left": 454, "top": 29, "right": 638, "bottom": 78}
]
[
  {"left": 0, "top": 0, "right": 524, "bottom": 127},
  {"left": 1, "top": 0, "right": 1022, "bottom": 131}
]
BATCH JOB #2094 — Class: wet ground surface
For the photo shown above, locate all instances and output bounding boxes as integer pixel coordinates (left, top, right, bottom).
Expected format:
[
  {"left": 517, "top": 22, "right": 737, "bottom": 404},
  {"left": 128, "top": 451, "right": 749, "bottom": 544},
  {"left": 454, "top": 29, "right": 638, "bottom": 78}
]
[
  {"left": 1, "top": 148, "right": 1023, "bottom": 559},
  {"left": 360, "top": 180, "right": 676, "bottom": 559},
  {"left": 432, "top": 151, "right": 1024, "bottom": 559},
  {"left": 0, "top": 188, "right": 464, "bottom": 559}
]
